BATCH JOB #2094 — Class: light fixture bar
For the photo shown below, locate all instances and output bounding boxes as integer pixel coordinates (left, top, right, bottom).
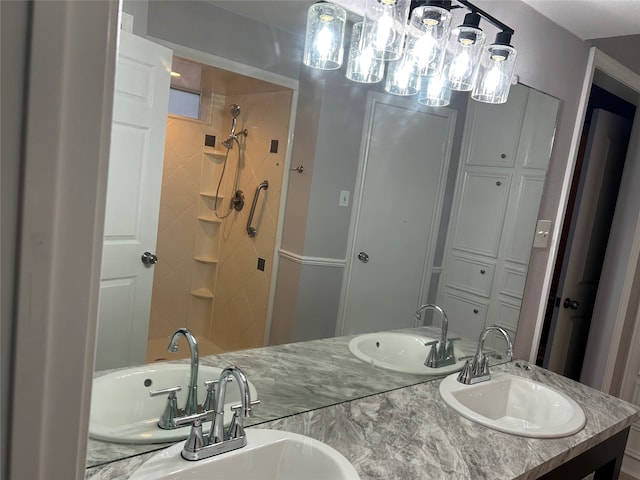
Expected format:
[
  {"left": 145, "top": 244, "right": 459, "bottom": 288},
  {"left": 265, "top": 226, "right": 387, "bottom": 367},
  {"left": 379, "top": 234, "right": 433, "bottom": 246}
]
[{"left": 455, "top": 0, "right": 514, "bottom": 35}]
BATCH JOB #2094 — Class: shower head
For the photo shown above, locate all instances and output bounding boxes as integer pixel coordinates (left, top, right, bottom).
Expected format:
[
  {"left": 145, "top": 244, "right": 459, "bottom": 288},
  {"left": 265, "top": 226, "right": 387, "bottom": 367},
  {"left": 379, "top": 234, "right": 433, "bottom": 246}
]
[{"left": 230, "top": 104, "right": 241, "bottom": 119}]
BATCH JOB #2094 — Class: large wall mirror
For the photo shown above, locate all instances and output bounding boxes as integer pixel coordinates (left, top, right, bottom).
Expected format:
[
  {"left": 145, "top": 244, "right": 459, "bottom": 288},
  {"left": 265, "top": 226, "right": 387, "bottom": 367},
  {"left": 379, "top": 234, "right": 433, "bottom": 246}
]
[{"left": 87, "top": 0, "right": 560, "bottom": 470}]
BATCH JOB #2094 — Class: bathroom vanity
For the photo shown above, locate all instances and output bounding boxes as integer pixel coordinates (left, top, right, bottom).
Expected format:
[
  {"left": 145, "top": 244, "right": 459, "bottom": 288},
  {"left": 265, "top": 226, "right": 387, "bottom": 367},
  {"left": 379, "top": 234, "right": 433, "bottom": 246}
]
[{"left": 85, "top": 331, "right": 640, "bottom": 479}]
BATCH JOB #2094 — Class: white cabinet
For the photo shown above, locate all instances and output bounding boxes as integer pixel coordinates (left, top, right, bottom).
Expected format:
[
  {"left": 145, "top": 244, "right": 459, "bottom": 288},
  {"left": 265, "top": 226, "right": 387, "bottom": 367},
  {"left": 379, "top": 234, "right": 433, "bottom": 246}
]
[
  {"left": 437, "top": 84, "right": 561, "bottom": 346},
  {"left": 450, "top": 170, "right": 511, "bottom": 258}
]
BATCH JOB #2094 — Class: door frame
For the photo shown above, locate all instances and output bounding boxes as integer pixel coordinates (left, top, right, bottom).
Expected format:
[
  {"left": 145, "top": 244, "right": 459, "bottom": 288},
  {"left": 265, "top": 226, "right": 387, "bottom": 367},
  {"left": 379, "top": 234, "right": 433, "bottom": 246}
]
[
  {"left": 336, "top": 91, "right": 456, "bottom": 336},
  {"left": 9, "top": 2, "right": 120, "bottom": 478},
  {"left": 145, "top": 37, "right": 300, "bottom": 348},
  {"left": 529, "top": 47, "right": 640, "bottom": 392}
]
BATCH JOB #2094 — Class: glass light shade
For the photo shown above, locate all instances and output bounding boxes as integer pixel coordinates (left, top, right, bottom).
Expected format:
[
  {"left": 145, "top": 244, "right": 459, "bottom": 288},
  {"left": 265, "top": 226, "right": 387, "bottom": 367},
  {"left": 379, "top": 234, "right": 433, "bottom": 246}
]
[
  {"left": 405, "top": 6, "right": 451, "bottom": 76},
  {"left": 303, "top": 3, "right": 347, "bottom": 70},
  {"left": 443, "top": 25, "right": 486, "bottom": 91},
  {"left": 346, "top": 22, "right": 385, "bottom": 83},
  {"left": 385, "top": 53, "right": 421, "bottom": 96},
  {"left": 418, "top": 74, "right": 451, "bottom": 107},
  {"left": 472, "top": 44, "right": 518, "bottom": 104},
  {"left": 361, "top": 0, "right": 411, "bottom": 61}
]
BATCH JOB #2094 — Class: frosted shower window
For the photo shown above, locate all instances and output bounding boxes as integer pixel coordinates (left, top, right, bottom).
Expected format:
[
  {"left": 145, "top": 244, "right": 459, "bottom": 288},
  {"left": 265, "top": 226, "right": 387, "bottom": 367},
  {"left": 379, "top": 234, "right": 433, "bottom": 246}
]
[{"left": 168, "top": 88, "right": 201, "bottom": 119}]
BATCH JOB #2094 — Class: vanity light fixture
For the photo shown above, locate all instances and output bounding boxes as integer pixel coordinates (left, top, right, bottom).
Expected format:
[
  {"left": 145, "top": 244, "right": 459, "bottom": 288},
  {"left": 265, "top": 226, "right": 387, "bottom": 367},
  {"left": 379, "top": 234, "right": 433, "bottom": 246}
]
[
  {"left": 346, "top": 21, "right": 386, "bottom": 83},
  {"left": 472, "top": 31, "right": 518, "bottom": 104},
  {"left": 405, "top": 3, "right": 452, "bottom": 77},
  {"left": 361, "top": 0, "right": 411, "bottom": 61},
  {"left": 303, "top": 2, "right": 347, "bottom": 70},
  {"left": 385, "top": 50, "right": 422, "bottom": 95},
  {"left": 418, "top": 73, "right": 451, "bottom": 106},
  {"left": 442, "top": 12, "right": 485, "bottom": 91},
  {"left": 303, "top": 0, "right": 518, "bottom": 104}
]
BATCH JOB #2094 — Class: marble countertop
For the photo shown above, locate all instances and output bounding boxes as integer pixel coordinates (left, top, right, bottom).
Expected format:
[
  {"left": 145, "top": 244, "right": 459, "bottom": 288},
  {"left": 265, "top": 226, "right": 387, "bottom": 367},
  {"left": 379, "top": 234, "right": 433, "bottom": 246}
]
[
  {"left": 87, "top": 326, "right": 482, "bottom": 467},
  {"left": 86, "top": 361, "right": 640, "bottom": 480}
]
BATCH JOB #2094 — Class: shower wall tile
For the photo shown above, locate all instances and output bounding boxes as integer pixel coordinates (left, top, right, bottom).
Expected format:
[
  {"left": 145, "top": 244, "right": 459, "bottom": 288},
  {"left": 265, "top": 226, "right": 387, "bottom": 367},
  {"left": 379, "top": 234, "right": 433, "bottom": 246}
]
[
  {"left": 149, "top": 83, "right": 292, "bottom": 356},
  {"left": 212, "top": 89, "right": 292, "bottom": 352},
  {"left": 149, "top": 110, "right": 218, "bottom": 348}
]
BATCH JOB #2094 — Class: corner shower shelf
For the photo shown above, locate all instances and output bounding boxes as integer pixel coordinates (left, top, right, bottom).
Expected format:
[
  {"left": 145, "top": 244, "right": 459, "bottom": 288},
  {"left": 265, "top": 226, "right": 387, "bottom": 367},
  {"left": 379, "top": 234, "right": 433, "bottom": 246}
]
[
  {"left": 203, "top": 147, "right": 226, "bottom": 158},
  {"left": 193, "top": 256, "right": 219, "bottom": 265},
  {"left": 197, "top": 215, "right": 222, "bottom": 224},
  {"left": 190, "top": 288, "right": 214, "bottom": 300},
  {"left": 200, "top": 191, "right": 224, "bottom": 199}
]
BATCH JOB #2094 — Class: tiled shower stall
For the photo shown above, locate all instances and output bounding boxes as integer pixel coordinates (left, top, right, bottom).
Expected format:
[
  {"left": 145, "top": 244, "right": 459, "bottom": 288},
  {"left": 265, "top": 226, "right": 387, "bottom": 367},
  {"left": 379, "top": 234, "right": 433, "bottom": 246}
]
[{"left": 146, "top": 59, "right": 292, "bottom": 361}]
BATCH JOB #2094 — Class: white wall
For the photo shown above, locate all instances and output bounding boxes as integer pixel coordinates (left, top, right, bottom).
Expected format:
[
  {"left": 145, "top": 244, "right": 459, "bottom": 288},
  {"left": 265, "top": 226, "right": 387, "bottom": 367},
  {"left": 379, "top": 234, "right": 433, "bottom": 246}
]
[
  {"left": 590, "top": 35, "right": 640, "bottom": 76},
  {"left": 122, "top": 0, "right": 148, "bottom": 36}
]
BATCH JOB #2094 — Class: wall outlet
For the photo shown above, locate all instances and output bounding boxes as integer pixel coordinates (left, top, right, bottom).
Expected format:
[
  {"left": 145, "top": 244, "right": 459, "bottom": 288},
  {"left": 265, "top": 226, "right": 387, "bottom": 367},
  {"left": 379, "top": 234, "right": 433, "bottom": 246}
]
[
  {"left": 339, "top": 190, "right": 350, "bottom": 207},
  {"left": 533, "top": 220, "right": 552, "bottom": 248},
  {"left": 257, "top": 257, "right": 266, "bottom": 271}
]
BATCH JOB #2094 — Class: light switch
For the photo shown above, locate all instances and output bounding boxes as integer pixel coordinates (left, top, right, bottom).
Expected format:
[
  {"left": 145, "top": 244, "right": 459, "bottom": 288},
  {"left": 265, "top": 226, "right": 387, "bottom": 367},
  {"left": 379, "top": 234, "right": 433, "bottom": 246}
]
[
  {"left": 339, "top": 190, "right": 350, "bottom": 207},
  {"left": 533, "top": 220, "right": 552, "bottom": 248}
]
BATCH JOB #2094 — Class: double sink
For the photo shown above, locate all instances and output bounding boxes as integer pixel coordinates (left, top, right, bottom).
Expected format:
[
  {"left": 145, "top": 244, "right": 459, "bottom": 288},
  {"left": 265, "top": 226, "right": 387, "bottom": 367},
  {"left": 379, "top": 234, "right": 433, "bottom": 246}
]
[{"left": 91, "top": 331, "right": 586, "bottom": 479}]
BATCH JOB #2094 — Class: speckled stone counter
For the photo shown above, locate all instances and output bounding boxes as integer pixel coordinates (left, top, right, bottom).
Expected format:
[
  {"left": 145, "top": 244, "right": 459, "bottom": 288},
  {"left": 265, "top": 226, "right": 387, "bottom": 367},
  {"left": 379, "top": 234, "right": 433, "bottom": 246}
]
[
  {"left": 86, "top": 361, "right": 640, "bottom": 480},
  {"left": 87, "top": 326, "right": 481, "bottom": 467}
]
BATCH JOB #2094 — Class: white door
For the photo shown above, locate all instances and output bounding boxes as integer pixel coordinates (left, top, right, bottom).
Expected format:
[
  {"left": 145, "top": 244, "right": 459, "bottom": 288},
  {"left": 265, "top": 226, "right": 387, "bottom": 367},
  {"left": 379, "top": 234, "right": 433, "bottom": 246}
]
[
  {"left": 339, "top": 93, "right": 456, "bottom": 336},
  {"left": 95, "top": 31, "right": 172, "bottom": 370},
  {"left": 546, "top": 109, "right": 632, "bottom": 377}
]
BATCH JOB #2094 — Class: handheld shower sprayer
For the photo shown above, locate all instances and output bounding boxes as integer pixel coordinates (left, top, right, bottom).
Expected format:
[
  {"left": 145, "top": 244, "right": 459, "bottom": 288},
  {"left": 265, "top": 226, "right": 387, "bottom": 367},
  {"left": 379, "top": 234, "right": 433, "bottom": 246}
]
[
  {"left": 223, "top": 104, "right": 248, "bottom": 149},
  {"left": 229, "top": 104, "right": 241, "bottom": 137}
]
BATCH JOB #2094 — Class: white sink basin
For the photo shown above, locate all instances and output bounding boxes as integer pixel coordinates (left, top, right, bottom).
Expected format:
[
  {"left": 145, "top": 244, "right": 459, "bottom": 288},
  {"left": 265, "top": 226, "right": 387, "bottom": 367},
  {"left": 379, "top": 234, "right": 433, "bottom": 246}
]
[
  {"left": 128, "top": 429, "right": 360, "bottom": 480},
  {"left": 89, "top": 364, "right": 258, "bottom": 444},
  {"left": 348, "top": 332, "right": 466, "bottom": 375},
  {"left": 439, "top": 371, "right": 586, "bottom": 438}
]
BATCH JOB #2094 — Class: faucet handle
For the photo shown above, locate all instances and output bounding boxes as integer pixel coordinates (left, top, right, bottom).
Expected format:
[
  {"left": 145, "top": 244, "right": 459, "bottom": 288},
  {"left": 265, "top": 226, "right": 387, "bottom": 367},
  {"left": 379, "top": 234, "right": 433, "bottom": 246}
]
[
  {"left": 149, "top": 385, "right": 182, "bottom": 397},
  {"left": 225, "top": 400, "right": 260, "bottom": 442},
  {"left": 230, "top": 399, "right": 261, "bottom": 418},
  {"left": 150, "top": 386, "right": 182, "bottom": 429},
  {"left": 456, "top": 359, "right": 474, "bottom": 384},
  {"left": 172, "top": 409, "right": 215, "bottom": 428},
  {"left": 423, "top": 340, "right": 440, "bottom": 368},
  {"left": 201, "top": 379, "right": 229, "bottom": 411},
  {"left": 445, "top": 337, "right": 461, "bottom": 360},
  {"left": 173, "top": 410, "right": 215, "bottom": 456}
]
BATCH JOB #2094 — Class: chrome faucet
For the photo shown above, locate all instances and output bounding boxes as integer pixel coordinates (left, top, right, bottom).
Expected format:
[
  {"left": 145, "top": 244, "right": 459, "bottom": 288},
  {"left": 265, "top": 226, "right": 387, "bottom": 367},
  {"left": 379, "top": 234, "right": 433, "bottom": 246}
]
[
  {"left": 168, "top": 328, "right": 200, "bottom": 416},
  {"left": 173, "top": 365, "right": 259, "bottom": 461},
  {"left": 415, "top": 304, "right": 458, "bottom": 368},
  {"left": 457, "top": 325, "right": 514, "bottom": 385}
]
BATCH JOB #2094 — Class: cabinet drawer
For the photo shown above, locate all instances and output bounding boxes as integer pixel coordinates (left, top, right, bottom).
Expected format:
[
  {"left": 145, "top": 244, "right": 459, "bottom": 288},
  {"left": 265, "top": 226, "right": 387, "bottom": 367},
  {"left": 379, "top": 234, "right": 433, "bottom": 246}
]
[
  {"left": 440, "top": 289, "right": 488, "bottom": 341},
  {"left": 446, "top": 254, "right": 495, "bottom": 298}
]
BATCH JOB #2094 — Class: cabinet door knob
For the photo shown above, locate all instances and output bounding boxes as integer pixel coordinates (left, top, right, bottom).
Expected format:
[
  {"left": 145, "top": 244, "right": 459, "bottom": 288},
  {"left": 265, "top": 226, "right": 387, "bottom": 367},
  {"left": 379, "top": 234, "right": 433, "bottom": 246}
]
[
  {"left": 496, "top": 181, "right": 502, "bottom": 186},
  {"left": 357, "top": 252, "right": 369, "bottom": 263},
  {"left": 480, "top": 269, "right": 486, "bottom": 275},
  {"left": 473, "top": 309, "right": 479, "bottom": 314},
  {"left": 500, "top": 153, "right": 507, "bottom": 159}
]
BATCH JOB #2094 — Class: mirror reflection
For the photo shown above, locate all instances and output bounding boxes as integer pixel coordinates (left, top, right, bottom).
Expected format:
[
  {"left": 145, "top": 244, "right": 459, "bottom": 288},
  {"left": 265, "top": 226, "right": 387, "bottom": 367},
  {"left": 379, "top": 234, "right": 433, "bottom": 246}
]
[{"left": 88, "top": 0, "right": 560, "bottom": 470}]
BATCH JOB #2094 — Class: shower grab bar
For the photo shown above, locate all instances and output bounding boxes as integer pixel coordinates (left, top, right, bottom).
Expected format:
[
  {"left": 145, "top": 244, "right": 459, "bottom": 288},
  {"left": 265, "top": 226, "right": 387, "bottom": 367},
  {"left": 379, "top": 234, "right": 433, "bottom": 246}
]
[{"left": 246, "top": 180, "right": 269, "bottom": 237}]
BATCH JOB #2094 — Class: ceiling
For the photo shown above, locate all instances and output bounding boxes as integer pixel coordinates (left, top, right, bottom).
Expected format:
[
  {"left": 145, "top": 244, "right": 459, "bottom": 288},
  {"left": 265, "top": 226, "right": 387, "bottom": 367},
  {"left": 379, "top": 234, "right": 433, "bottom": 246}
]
[
  {"left": 212, "top": 0, "right": 640, "bottom": 41},
  {"left": 519, "top": 0, "right": 640, "bottom": 40}
]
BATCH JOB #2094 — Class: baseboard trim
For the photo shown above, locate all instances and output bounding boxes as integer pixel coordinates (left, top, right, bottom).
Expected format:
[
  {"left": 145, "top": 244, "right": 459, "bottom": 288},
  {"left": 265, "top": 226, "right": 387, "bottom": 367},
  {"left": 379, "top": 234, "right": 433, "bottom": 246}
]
[{"left": 278, "top": 249, "right": 346, "bottom": 268}]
